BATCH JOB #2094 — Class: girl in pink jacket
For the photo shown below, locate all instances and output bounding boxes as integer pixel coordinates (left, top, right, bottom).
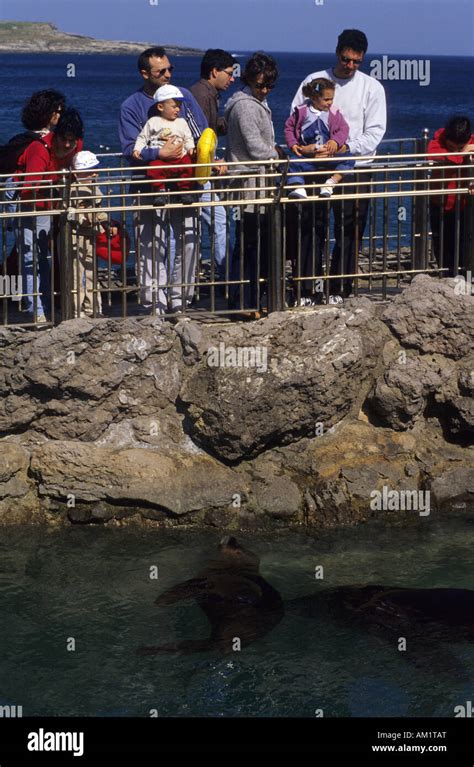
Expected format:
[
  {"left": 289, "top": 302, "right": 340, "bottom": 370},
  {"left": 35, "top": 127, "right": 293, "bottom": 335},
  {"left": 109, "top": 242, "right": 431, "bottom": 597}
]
[{"left": 284, "top": 78, "right": 354, "bottom": 198}]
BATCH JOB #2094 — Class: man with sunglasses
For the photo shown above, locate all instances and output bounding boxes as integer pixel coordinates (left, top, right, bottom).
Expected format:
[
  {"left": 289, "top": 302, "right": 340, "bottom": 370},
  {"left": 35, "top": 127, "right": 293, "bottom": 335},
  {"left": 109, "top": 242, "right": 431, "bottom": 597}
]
[
  {"left": 119, "top": 47, "right": 207, "bottom": 313},
  {"left": 190, "top": 49, "right": 236, "bottom": 283},
  {"left": 190, "top": 49, "right": 236, "bottom": 136},
  {"left": 291, "top": 29, "right": 387, "bottom": 302}
]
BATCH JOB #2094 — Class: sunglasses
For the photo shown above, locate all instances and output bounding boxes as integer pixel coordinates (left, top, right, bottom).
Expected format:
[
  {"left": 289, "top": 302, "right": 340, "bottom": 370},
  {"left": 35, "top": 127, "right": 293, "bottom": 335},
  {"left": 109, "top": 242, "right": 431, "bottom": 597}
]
[
  {"left": 254, "top": 82, "right": 275, "bottom": 90},
  {"left": 340, "top": 55, "right": 363, "bottom": 65},
  {"left": 153, "top": 65, "right": 174, "bottom": 76}
]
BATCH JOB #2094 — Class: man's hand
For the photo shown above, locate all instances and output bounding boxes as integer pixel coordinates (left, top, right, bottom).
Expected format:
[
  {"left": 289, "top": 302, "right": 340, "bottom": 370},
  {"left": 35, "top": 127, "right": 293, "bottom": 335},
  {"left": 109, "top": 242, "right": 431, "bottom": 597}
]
[
  {"left": 297, "top": 144, "right": 317, "bottom": 157},
  {"left": 213, "top": 160, "right": 228, "bottom": 176},
  {"left": 159, "top": 137, "right": 183, "bottom": 160},
  {"left": 324, "top": 140, "right": 338, "bottom": 156},
  {"left": 132, "top": 149, "right": 142, "bottom": 160},
  {"left": 291, "top": 144, "right": 303, "bottom": 157}
]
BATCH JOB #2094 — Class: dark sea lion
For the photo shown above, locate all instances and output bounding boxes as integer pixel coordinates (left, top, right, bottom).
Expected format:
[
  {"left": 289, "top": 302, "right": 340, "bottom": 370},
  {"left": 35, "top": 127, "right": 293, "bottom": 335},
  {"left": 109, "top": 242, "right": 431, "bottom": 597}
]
[
  {"left": 138, "top": 536, "right": 284, "bottom": 655},
  {"left": 288, "top": 585, "right": 474, "bottom": 676}
]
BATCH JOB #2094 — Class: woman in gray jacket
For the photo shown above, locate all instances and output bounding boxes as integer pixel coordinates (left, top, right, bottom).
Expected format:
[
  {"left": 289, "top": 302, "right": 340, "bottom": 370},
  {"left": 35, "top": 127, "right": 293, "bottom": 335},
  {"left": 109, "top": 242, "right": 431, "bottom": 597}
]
[{"left": 224, "top": 52, "right": 284, "bottom": 315}]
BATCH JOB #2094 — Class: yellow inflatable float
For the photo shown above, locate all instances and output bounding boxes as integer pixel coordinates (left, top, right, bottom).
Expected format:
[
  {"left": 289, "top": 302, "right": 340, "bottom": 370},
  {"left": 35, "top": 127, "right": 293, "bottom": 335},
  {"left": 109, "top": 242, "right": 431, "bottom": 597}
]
[{"left": 195, "top": 128, "right": 218, "bottom": 185}]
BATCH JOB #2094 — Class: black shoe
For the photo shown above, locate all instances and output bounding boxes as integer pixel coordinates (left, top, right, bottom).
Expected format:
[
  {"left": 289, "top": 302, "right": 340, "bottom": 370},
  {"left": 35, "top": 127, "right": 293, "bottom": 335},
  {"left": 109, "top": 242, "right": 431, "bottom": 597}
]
[
  {"left": 153, "top": 194, "right": 168, "bottom": 207},
  {"left": 177, "top": 193, "right": 196, "bottom": 206}
]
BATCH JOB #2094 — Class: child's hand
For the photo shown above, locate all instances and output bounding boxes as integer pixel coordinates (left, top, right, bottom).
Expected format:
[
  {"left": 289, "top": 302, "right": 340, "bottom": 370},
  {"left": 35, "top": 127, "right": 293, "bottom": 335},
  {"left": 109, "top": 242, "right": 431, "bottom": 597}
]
[
  {"left": 132, "top": 150, "right": 142, "bottom": 160},
  {"left": 291, "top": 144, "right": 303, "bottom": 157},
  {"left": 110, "top": 225, "right": 119, "bottom": 237}
]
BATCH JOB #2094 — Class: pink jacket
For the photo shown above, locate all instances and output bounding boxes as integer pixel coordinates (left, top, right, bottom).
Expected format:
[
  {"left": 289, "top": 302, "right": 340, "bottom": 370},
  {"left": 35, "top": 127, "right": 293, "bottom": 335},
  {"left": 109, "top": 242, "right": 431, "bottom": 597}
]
[{"left": 284, "top": 104, "right": 349, "bottom": 150}]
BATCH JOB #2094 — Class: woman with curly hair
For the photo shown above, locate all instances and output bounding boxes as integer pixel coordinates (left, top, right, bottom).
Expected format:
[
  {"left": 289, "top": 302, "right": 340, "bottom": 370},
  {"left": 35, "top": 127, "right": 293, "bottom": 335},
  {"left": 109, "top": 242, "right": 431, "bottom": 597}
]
[{"left": 21, "top": 89, "right": 66, "bottom": 135}]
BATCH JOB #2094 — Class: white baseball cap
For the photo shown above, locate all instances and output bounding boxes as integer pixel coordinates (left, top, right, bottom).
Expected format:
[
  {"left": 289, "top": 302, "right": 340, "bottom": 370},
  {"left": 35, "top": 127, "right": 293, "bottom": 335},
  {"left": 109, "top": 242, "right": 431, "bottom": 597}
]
[
  {"left": 153, "top": 84, "right": 184, "bottom": 103},
  {"left": 73, "top": 151, "right": 100, "bottom": 170}
]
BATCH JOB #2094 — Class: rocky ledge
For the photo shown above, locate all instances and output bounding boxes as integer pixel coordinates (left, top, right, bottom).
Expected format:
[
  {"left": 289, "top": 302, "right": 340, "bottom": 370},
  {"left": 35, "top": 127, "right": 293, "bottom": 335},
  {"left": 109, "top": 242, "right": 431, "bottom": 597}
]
[{"left": 0, "top": 275, "right": 472, "bottom": 529}]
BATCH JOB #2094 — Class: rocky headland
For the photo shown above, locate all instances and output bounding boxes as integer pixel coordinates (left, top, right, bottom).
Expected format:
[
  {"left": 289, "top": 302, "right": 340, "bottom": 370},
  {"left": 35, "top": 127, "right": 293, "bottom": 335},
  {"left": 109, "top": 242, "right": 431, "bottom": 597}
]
[
  {"left": 0, "top": 275, "right": 472, "bottom": 529},
  {"left": 0, "top": 22, "right": 203, "bottom": 55}
]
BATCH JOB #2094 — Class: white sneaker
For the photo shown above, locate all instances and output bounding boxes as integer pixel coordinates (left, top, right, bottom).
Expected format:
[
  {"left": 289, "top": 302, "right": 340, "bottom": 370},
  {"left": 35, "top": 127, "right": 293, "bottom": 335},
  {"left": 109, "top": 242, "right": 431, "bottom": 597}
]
[
  {"left": 328, "top": 294, "right": 344, "bottom": 305},
  {"left": 288, "top": 187, "right": 308, "bottom": 199},
  {"left": 36, "top": 314, "right": 47, "bottom": 324},
  {"left": 319, "top": 185, "right": 334, "bottom": 198},
  {"left": 293, "top": 296, "right": 312, "bottom": 307}
]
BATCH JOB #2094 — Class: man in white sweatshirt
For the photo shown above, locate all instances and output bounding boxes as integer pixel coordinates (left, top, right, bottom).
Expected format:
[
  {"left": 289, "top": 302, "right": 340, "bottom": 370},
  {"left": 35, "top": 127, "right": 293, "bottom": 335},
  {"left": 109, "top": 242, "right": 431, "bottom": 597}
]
[{"left": 291, "top": 29, "right": 387, "bottom": 300}]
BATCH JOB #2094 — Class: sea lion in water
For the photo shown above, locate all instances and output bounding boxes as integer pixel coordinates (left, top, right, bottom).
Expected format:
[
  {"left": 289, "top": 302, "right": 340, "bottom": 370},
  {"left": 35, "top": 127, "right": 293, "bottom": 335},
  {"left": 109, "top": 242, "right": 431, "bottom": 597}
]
[
  {"left": 288, "top": 585, "right": 474, "bottom": 636},
  {"left": 288, "top": 584, "right": 474, "bottom": 676},
  {"left": 138, "top": 536, "right": 284, "bottom": 655}
]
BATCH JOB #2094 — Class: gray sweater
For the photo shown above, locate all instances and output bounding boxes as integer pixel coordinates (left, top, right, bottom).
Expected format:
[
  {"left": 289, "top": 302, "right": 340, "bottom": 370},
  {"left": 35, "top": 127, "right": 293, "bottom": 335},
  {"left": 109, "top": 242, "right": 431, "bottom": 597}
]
[
  {"left": 224, "top": 87, "right": 278, "bottom": 207},
  {"left": 224, "top": 87, "right": 278, "bottom": 165}
]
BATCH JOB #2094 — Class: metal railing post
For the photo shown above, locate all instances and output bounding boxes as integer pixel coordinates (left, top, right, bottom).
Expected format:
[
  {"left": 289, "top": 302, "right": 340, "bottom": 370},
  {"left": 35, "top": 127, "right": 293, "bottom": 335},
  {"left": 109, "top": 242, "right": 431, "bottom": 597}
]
[
  {"left": 268, "top": 159, "right": 288, "bottom": 313},
  {"left": 59, "top": 171, "right": 74, "bottom": 322},
  {"left": 463, "top": 157, "right": 474, "bottom": 275},
  {"left": 413, "top": 128, "right": 429, "bottom": 270}
]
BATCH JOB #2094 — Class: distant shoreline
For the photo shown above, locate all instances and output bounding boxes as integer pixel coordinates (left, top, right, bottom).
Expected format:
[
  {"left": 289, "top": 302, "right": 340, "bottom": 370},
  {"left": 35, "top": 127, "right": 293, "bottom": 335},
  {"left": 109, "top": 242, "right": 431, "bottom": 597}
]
[{"left": 0, "top": 21, "right": 204, "bottom": 56}]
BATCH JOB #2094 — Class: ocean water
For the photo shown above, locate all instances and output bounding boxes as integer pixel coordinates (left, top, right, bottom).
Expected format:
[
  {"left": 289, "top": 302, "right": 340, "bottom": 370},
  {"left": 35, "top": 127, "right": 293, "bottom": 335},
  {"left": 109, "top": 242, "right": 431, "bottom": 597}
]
[
  {"left": 0, "top": 52, "right": 472, "bottom": 152},
  {"left": 0, "top": 517, "right": 473, "bottom": 717}
]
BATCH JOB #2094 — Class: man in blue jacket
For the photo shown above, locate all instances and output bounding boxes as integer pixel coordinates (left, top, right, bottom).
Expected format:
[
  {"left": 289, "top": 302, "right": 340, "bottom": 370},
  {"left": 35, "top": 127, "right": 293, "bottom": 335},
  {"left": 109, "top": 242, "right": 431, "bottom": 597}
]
[{"left": 119, "top": 47, "right": 207, "bottom": 313}]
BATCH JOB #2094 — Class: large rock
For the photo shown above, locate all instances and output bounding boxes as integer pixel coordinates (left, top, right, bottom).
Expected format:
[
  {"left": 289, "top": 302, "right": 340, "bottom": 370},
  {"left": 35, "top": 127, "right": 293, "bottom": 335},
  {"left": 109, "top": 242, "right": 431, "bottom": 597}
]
[
  {"left": 367, "top": 275, "right": 474, "bottom": 440},
  {"left": 179, "top": 302, "right": 387, "bottom": 461},
  {"left": 0, "top": 318, "right": 184, "bottom": 443},
  {"left": 29, "top": 442, "right": 247, "bottom": 518},
  {"left": 382, "top": 274, "right": 474, "bottom": 359}
]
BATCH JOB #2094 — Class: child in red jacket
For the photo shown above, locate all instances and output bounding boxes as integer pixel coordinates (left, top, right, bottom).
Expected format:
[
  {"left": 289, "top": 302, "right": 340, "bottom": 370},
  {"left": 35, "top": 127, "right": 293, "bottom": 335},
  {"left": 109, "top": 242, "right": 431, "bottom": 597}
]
[{"left": 428, "top": 115, "right": 474, "bottom": 277}]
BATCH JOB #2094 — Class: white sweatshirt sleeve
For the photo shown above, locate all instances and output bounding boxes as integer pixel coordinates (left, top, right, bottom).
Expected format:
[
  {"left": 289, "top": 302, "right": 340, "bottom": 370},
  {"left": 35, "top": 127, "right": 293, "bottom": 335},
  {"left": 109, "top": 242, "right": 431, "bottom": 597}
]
[
  {"left": 182, "top": 121, "right": 195, "bottom": 153},
  {"left": 134, "top": 121, "right": 152, "bottom": 153},
  {"left": 346, "top": 80, "right": 387, "bottom": 157}
]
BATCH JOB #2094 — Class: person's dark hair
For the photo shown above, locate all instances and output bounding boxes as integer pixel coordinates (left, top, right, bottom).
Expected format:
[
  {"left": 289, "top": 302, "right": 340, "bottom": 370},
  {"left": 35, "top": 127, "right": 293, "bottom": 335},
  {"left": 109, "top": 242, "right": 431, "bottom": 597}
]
[
  {"left": 21, "top": 89, "right": 66, "bottom": 131},
  {"left": 241, "top": 52, "right": 278, "bottom": 87},
  {"left": 55, "top": 108, "right": 84, "bottom": 139},
  {"left": 444, "top": 116, "right": 471, "bottom": 145},
  {"left": 138, "top": 47, "right": 168, "bottom": 72},
  {"left": 200, "top": 49, "right": 235, "bottom": 79},
  {"left": 302, "top": 78, "right": 335, "bottom": 99},
  {"left": 336, "top": 29, "right": 368, "bottom": 55}
]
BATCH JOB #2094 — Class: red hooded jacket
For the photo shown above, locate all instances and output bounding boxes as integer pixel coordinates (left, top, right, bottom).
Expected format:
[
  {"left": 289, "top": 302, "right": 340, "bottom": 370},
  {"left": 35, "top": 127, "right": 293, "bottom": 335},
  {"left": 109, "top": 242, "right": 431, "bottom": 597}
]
[
  {"left": 428, "top": 128, "right": 474, "bottom": 211},
  {"left": 15, "top": 131, "right": 83, "bottom": 209}
]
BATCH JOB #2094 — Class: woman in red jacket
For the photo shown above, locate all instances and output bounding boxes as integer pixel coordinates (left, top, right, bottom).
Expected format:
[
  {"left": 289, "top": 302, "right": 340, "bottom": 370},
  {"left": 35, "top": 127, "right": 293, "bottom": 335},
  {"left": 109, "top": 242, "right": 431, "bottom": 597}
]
[
  {"left": 15, "top": 108, "right": 84, "bottom": 322},
  {"left": 428, "top": 116, "right": 474, "bottom": 278}
]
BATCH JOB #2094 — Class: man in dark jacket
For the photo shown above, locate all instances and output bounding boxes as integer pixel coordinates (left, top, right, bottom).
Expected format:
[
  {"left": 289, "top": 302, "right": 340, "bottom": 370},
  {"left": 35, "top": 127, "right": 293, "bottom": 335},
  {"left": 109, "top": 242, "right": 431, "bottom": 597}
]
[
  {"left": 191, "top": 49, "right": 236, "bottom": 281},
  {"left": 190, "top": 49, "right": 236, "bottom": 135}
]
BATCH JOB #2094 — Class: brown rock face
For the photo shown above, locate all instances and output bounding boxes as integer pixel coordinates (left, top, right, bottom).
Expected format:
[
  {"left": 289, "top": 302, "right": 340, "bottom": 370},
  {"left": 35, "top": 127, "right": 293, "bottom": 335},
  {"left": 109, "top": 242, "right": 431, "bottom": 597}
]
[{"left": 0, "top": 276, "right": 472, "bottom": 528}]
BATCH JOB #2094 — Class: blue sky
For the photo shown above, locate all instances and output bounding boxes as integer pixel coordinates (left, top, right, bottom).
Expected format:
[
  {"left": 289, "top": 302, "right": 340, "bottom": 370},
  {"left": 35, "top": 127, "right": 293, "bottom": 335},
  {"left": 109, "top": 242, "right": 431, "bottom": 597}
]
[{"left": 2, "top": 0, "right": 473, "bottom": 56}]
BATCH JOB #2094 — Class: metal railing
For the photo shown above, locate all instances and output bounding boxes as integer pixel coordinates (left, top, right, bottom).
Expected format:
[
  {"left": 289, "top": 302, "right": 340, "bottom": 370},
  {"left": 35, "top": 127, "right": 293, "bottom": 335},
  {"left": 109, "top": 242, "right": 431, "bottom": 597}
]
[{"left": 1, "top": 130, "right": 473, "bottom": 327}]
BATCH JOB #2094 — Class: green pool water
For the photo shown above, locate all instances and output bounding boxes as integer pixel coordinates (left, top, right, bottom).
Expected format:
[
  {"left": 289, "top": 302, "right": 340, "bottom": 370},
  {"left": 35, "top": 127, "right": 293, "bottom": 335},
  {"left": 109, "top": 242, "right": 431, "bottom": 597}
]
[{"left": 1, "top": 513, "right": 473, "bottom": 717}]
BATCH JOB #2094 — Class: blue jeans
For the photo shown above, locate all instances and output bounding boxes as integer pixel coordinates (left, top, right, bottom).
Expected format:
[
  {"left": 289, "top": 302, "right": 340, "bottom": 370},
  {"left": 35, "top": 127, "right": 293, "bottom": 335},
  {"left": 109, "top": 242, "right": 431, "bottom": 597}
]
[
  {"left": 200, "top": 181, "right": 228, "bottom": 277},
  {"left": 288, "top": 150, "right": 355, "bottom": 187},
  {"left": 16, "top": 215, "right": 51, "bottom": 316}
]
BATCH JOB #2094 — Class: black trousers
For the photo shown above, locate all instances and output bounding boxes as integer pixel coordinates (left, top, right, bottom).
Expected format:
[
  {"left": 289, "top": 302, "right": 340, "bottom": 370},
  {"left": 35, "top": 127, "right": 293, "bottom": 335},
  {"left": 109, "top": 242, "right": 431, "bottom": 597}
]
[
  {"left": 287, "top": 172, "right": 372, "bottom": 297},
  {"left": 330, "top": 172, "right": 372, "bottom": 296},
  {"left": 230, "top": 210, "right": 269, "bottom": 309},
  {"left": 430, "top": 204, "right": 465, "bottom": 277}
]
